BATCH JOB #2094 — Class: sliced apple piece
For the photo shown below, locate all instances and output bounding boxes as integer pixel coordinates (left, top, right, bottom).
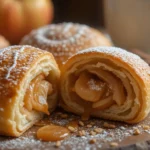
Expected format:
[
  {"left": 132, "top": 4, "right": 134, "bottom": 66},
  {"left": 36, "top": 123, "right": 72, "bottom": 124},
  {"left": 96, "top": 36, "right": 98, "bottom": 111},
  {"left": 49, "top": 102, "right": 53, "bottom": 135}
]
[
  {"left": 75, "top": 72, "right": 106, "bottom": 102},
  {"left": 92, "top": 96, "right": 115, "bottom": 110},
  {"left": 24, "top": 74, "right": 53, "bottom": 115},
  {"left": 32, "top": 80, "right": 52, "bottom": 115},
  {"left": 89, "top": 69, "right": 125, "bottom": 106}
]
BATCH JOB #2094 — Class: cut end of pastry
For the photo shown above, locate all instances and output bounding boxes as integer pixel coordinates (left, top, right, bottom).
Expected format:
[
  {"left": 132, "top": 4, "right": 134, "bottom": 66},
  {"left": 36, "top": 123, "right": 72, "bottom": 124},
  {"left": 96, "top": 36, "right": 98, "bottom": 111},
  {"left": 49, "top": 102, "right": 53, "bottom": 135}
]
[
  {"left": 60, "top": 46, "right": 150, "bottom": 124},
  {"left": 0, "top": 45, "right": 60, "bottom": 137}
]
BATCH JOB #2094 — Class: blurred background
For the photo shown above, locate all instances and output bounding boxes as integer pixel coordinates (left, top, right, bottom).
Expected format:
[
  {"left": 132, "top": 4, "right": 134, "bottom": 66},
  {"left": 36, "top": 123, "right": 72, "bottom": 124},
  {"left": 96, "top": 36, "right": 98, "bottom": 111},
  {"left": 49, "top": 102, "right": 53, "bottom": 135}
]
[
  {"left": 52, "top": 0, "right": 150, "bottom": 54},
  {"left": 0, "top": 0, "right": 150, "bottom": 56},
  {"left": 52, "top": 0, "right": 104, "bottom": 28}
]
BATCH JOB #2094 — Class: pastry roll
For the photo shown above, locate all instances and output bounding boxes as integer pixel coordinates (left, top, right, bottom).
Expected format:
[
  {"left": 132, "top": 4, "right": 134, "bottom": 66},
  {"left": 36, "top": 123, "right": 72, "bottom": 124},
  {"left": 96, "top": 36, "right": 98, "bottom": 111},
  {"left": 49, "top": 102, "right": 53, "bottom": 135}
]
[
  {"left": 60, "top": 47, "right": 150, "bottom": 124},
  {"left": 0, "top": 45, "right": 60, "bottom": 137},
  {"left": 20, "top": 23, "right": 112, "bottom": 67}
]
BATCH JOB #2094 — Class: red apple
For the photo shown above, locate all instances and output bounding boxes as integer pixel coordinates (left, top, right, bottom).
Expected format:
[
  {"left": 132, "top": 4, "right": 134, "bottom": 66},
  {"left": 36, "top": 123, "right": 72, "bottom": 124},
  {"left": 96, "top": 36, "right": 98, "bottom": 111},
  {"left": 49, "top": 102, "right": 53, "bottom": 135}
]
[{"left": 0, "top": 0, "right": 53, "bottom": 44}]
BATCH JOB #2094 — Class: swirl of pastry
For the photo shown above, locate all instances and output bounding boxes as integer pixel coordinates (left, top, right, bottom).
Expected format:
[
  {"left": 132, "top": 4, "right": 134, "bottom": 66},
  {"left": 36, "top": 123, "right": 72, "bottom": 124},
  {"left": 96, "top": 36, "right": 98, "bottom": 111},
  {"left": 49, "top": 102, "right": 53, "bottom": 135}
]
[
  {"left": 0, "top": 35, "right": 9, "bottom": 49},
  {"left": 20, "top": 23, "right": 112, "bottom": 67},
  {"left": 60, "top": 47, "right": 150, "bottom": 124},
  {"left": 0, "top": 45, "right": 60, "bottom": 137}
]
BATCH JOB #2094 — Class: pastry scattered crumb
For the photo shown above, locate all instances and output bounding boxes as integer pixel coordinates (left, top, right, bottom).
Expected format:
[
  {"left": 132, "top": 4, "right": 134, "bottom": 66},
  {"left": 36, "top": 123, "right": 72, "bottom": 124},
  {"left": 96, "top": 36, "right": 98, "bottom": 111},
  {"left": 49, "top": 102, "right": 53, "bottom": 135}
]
[
  {"left": 120, "top": 126, "right": 126, "bottom": 130},
  {"left": 110, "top": 142, "right": 118, "bottom": 147},
  {"left": 78, "top": 121, "right": 84, "bottom": 126},
  {"left": 78, "top": 130, "right": 86, "bottom": 136},
  {"left": 55, "top": 141, "right": 61, "bottom": 147},
  {"left": 1, "top": 109, "right": 150, "bottom": 150},
  {"left": 90, "top": 131, "right": 96, "bottom": 136},
  {"left": 89, "top": 139, "right": 97, "bottom": 144},
  {"left": 68, "top": 126, "right": 76, "bottom": 132},
  {"left": 87, "top": 124, "right": 92, "bottom": 128},
  {"left": 133, "top": 128, "right": 140, "bottom": 135},
  {"left": 142, "top": 125, "right": 150, "bottom": 130},
  {"left": 90, "top": 122, "right": 95, "bottom": 125},
  {"left": 103, "top": 122, "right": 116, "bottom": 129},
  {"left": 94, "top": 128, "right": 103, "bottom": 134}
]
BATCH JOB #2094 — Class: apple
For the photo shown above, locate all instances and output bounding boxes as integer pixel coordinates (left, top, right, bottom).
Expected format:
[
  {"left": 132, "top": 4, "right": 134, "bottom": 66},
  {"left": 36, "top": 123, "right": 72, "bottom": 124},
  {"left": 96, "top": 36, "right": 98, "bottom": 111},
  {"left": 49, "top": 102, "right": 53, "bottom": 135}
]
[
  {"left": 0, "top": 35, "right": 9, "bottom": 49},
  {"left": 0, "top": 0, "right": 53, "bottom": 44}
]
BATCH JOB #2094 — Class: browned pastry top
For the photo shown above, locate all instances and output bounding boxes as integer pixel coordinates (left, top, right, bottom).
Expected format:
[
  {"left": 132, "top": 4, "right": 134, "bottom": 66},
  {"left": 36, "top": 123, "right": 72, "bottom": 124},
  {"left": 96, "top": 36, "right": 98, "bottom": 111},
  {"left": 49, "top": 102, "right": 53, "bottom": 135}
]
[
  {"left": 20, "top": 23, "right": 112, "bottom": 66},
  {"left": 63, "top": 46, "right": 150, "bottom": 83},
  {"left": 0, "top": 45, "right": 57, "bottom": 101}
]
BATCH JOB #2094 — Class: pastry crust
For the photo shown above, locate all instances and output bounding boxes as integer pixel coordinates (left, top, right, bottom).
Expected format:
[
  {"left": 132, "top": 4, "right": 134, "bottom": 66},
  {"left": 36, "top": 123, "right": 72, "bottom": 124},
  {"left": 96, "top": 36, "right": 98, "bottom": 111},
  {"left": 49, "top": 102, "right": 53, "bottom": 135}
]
[
  {"left": 0, "top": 35, "right": 9, "bottom": 49},
  {"left": 0, "top": 45, "right": 60, "bottom": 137},
  {"left": 20, "top": 23, "right": 112, "bottom": 67},
  {"left": 60, "top": 47, "right": 150, "bottom": 124}
]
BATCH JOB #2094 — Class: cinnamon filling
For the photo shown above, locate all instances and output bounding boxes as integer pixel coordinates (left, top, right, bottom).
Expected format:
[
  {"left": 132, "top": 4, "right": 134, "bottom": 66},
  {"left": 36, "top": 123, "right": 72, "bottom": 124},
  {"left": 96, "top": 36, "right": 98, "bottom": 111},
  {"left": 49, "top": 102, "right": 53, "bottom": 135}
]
[
  {"left": 24, "top": 74, "right": 53, "bottom": 115},
  {"left": 37, "top": 124, "right": 70, "bottom": 141},
  {"left": 73, "top": 72, "right": 122, "bottom": 120}
]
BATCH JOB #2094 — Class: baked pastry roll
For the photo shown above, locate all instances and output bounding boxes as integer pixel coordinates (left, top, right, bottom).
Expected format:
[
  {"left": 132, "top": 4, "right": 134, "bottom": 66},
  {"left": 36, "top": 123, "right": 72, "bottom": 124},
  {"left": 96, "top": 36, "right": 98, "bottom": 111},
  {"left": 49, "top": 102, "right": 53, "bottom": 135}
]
[
  {"left": 20, "top": 23, "right": 112, "bottom": 67},
  {"left": 0, "top": 35, "right": 9, "bottom": 49},
  {"left": 0, "top": 45, "right": 60, "bottom": 137},
  {"left": 60, "top": 47, "right": 150, "bottom": 124}
]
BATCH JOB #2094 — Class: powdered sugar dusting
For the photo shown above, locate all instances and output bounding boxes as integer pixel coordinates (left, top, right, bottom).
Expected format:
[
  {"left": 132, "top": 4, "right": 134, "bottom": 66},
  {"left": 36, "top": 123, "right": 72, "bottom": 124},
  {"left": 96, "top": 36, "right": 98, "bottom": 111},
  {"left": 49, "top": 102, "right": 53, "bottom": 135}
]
[
  {"left": 39, "top": 96, "right": 47, "bottom": 105},
  {"left": 62, "top": 23, "right": 72, "bottom": 34},
  {"left": 0, "top": 47, "right": 11, "bottom": 55},
  {"left": 5, "top": 47, "right": 25, "bottom": 79},
  {"left": 0, "top": 45, "right": 50, "bottom": 98},
  {"left": 88, "top": 79, "right": 104, "bottom": 91},
  {"left": 72, "top": 46, "right": 150, "bottom": 82},
  {"left": 21, "top": 23, "right": 111, "bottom": 63},
  {"left": 1, "top": 110, "right": 150, "bottom": 150}
]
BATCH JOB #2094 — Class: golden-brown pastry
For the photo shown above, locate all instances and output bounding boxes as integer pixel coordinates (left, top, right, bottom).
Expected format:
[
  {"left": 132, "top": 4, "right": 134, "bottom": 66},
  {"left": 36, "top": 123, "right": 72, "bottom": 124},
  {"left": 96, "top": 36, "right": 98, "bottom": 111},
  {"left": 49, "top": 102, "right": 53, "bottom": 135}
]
[
  {"left": 60, "top": 46, "right": 150, "bottom": 124},
  {"left": 0, "top": 45, "right": 60, "bottom": 137},
  {"left": 0, "top": 35, "right": 9, "bottom": 49},
  {"left": 20, "top": 23, "right": 112, "bottom": 67}
]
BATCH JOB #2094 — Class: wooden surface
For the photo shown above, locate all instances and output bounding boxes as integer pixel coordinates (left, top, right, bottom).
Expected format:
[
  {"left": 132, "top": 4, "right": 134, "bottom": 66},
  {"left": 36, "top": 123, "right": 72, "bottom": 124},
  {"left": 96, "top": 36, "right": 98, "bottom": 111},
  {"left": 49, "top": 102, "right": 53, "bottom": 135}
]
[
  {"left": 0, "top": 50, "right": 150, "bottom": 150},
  {"left": 1, "top": 107, "right": 150, "bottom": 150}
]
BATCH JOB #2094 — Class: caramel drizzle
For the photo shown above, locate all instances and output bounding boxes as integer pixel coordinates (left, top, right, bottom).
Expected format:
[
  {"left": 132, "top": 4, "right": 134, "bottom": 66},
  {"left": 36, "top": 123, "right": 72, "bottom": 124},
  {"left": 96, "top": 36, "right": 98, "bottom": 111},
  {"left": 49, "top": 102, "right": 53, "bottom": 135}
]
[
  {"left": 81, "top": 102, "right": 92, "bottom": 121},
  {"left": 5, "top": 47, "right": 25, "bottom": 79},
  {"left": 37, "top": 124, "right": 70, "bottom": 141},
  {"left": 73, "top": 72, "right": 118, "bottom": 120}
]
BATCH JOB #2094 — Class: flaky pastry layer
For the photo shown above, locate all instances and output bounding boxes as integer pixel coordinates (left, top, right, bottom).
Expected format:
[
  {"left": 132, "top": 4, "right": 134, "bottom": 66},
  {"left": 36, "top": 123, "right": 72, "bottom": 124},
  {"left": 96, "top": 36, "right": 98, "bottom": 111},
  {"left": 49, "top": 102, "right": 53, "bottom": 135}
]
[
  {"left": 0, "top": 45, "right": 60, "bottom": 136},
  {"left": 60, "top": 47, "right": 150, "bottom": 124}
]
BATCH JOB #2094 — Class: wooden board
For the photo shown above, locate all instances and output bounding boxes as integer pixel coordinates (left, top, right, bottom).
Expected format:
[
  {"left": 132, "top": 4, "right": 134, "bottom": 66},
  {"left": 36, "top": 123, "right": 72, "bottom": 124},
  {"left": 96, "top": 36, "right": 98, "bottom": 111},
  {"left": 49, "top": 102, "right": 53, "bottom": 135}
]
[
  {"left": 1, "top": 108, "right": 150, "bottom": 150},
  {"left": 0, "top": 49, "right": 150, "bottom": 150}
]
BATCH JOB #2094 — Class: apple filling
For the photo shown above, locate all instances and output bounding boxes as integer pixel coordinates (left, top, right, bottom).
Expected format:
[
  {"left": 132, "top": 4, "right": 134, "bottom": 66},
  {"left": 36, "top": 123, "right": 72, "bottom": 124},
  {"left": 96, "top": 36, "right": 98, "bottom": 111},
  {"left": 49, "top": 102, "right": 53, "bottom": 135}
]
[
  {"left": 73, "top": 71, "right": 124, "bottom": 120},
  {"left": 23, "top": 74, "right": 53, "bottom": 117}
]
